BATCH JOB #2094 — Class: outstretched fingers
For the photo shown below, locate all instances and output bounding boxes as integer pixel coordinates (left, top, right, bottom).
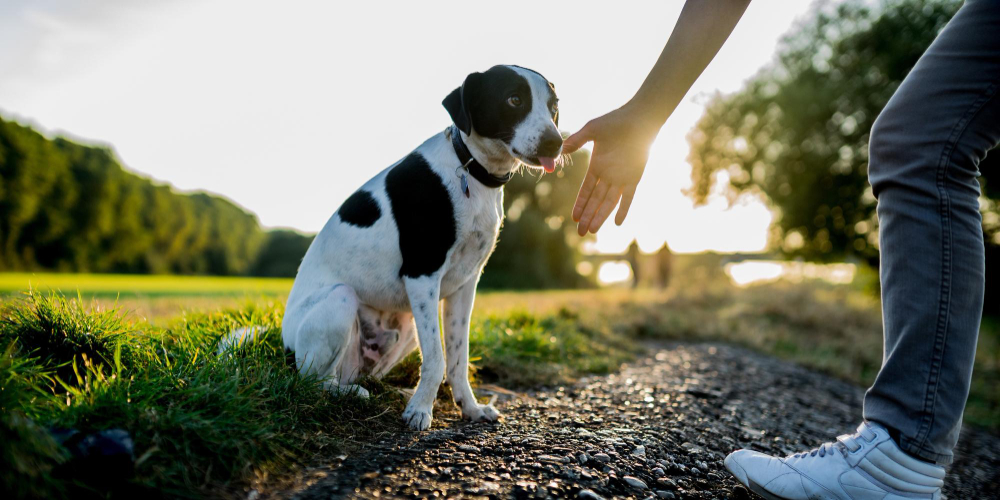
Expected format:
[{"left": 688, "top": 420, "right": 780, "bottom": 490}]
[
  {"left": 573, "top": 169, "right": 599, "bottom": 222},
  {"left": 615, "top": 184, "right": 637, "bottom": 226},
  {"left": 589, "top": 185, "right": 623, "bottom": 234},
  {"left": 577, "top": 180, "right": 610, "bottom": 236}
]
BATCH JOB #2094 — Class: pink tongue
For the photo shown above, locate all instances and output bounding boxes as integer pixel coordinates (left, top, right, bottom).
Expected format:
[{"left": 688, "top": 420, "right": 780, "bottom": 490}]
[{"left": 539, "top": 157, "right": 556, "bottom": 173}]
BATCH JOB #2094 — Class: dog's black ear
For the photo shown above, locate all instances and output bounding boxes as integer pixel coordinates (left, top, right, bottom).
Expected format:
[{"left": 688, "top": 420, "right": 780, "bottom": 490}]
[{"left": 443, "top": 72, "right": 481, "bottom": 136}]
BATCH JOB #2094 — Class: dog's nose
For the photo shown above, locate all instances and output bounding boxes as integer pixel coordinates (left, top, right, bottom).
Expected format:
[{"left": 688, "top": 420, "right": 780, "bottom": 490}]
[{"left": 538, "top": 132, "right": 563, "bottom": 157}]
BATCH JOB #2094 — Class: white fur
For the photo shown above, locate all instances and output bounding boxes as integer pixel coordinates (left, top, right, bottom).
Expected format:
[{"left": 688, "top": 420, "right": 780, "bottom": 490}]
[
  {"left": 224, "top": 65, "right": 560, "bottom": 431},
  {"left": 507, "top": 66, "right": 562, "bottom": 165}
]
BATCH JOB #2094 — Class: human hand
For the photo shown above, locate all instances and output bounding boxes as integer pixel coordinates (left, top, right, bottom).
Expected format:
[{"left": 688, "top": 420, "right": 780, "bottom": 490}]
[{"left": 563, "top": 103, "right": 661, "bottom": 236}]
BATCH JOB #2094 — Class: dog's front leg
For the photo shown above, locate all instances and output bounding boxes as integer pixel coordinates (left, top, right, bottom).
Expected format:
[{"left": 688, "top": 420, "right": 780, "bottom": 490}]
[
  {"left": 443, "top": 279, "right": 499, "bottom": 422},
  {"left": 401, "top": 275, "right": 444, "bottom": 431}
]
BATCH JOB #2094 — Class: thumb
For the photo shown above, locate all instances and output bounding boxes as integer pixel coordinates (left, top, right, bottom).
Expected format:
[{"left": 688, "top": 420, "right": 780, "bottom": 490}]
[{"left": 562, "top": 121, "right": 596, "bottom": 154}]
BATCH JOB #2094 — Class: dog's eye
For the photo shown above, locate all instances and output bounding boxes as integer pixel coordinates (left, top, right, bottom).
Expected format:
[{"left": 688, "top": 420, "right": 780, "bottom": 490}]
[{"left": 507, "top": 95, "right": 522, "bottom": 107}]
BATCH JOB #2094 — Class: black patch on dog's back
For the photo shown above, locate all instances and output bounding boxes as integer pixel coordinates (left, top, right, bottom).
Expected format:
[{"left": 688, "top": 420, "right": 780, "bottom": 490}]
[
  {"left": 337, "top": 190, "right": 381, "bottom": 227},
  {"left": 385, "top": 153, "right": 456, "bottom": 278}
]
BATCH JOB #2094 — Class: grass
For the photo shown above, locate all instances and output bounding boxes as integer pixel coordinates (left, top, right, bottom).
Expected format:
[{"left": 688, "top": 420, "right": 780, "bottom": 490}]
[
  {"left": 0, "top": 293, "right": 406, "bottom": 498},
  {"left": 0, "top": 272, "right": 292, "bottom": 299},
  {"left": 0, "top": 290, "right": 638, "bottom": 498},
  {"left": 613, "top": 260, "right": 1000, "bottom": 432},
  {"left": 1, "top": 263, "right": 997, "bottom": 497}
]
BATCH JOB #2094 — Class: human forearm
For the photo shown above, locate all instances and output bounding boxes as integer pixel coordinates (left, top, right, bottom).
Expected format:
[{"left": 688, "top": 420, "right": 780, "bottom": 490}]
[
  {"left": 628, "top": 0, "right": 751, "bottom": 127},
  {"left": 563, "top": 0, "right": 751, "bottom": 235}
]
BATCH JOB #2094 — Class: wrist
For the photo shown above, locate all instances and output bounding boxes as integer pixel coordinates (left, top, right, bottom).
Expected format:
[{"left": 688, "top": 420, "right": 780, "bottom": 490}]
[{"left": 621, "top": 98, "right": 667, "bottom": 135}]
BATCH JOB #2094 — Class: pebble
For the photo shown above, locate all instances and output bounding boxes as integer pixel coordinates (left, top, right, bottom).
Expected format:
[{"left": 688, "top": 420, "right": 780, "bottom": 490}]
[
  {"left": 623, "top": 476, "right": 648, "bottom": 489},
  {"left": 731, "top": 485, "right": 751, "bottom": 499},
  {"left": 275, "top": 344, "right": 996, "bottom": 499}
]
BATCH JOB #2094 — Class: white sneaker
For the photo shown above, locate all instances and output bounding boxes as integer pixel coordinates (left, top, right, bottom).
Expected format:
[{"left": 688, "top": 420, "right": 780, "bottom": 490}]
[{"left": 724, "top": 421, "right": 945, "bottom": 500}]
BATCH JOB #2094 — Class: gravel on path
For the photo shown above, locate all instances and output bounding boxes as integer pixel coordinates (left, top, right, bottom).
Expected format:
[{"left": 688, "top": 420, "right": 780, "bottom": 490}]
[{"left": 272, "top": 343, "right": 1000, "bottom": 499}]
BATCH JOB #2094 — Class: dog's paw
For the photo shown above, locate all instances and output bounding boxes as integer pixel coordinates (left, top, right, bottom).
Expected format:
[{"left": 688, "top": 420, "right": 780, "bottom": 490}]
[
  {"left": 463, "top": 403, "right": 500, "bottom": 423},
  {"left": 402, "top": 404, "right": 433, "bottom": 431}
]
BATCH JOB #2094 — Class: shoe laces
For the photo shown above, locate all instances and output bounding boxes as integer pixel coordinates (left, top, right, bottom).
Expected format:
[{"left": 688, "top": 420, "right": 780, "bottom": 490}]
[{"left": 792, "top": 423, "right": 877, "bottom": 459}]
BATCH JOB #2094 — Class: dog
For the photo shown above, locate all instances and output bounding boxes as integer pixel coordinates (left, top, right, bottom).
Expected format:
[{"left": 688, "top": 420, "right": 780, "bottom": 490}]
[{"left": 221, "top": 65, "right": 562, "bottom": 430}]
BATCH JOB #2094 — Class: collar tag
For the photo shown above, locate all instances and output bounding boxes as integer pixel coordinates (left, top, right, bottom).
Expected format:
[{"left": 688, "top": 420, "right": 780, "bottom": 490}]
[
  {"left": 460, "top": 172, "right": 470, "bottom": 198},
  {"left": 450, "top": 126, "right": 513, "bottom": 189}
]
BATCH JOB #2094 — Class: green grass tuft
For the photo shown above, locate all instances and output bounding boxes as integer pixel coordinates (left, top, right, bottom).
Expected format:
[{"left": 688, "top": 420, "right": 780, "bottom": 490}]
[
  {"left": 0, "top": 290, "right": 636, "bottom": 497},
  {"left": 3, "top": 277, "right": 996, "bottom": 497},
  {"left": 468, "top": 309, "right": 638, "bottom": 387},
  {"left": 0, "top": 292, "right": 407, "bottom": 497}
]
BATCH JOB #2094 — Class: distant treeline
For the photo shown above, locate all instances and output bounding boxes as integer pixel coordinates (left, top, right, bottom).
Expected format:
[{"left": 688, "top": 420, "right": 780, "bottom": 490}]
[
  {"left": 0, "top": 117, "right": 312, "bottom": 276},
  {"left": 0, "top": 116, "right": 591, "bottom": 286}
]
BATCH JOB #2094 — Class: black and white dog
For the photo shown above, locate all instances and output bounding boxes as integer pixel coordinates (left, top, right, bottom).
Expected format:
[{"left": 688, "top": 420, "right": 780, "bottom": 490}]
[{"left": 224, "top": 65, "right": 562, "bottom": 430}]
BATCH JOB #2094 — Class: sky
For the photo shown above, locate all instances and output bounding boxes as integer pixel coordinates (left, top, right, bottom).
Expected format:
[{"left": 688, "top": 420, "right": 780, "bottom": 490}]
[{"left": 0, "top": 0, "right": 817, "bottom": 254}]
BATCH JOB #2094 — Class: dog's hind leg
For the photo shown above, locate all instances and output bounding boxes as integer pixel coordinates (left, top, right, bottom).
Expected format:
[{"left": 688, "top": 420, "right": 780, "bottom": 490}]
[{"left": 291, "top": 284, "right": 369, "bottom": 398}]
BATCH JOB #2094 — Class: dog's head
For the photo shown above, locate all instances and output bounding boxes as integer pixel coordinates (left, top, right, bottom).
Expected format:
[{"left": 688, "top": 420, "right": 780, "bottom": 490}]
[{"left": 443, "top": 65, "right": 562, "bottom": 173}]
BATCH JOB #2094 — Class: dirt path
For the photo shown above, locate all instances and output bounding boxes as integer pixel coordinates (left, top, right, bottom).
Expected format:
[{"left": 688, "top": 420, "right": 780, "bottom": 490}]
[{"left": 272, "top": 344, "right": 999, "bottom": 499}]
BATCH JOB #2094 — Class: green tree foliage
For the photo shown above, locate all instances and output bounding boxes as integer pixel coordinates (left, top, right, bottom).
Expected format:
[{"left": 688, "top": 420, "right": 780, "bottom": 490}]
[
  {"left": 480, "top": 147, "right": 593, "bottom": 289},
  {"left": 0, "top": 115, "right": 590, "bottom": 285},
  {"left": 249, "top": 229, "right": 314, "bottom": 277},
  {"left": 688, "top": 0, "right": 999, "bottom": 312},
  {"left": 689, "top": 0, "right": 967, "bottom": 260},
  {"left": 0, "top": 117, "right": 265, "bottom": 275}
]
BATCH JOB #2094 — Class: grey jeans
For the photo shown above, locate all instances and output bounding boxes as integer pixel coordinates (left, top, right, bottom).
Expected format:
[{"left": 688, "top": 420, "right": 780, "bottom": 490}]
[{"left": 864, "top": 0, "right": 1000, "bottom": 465}]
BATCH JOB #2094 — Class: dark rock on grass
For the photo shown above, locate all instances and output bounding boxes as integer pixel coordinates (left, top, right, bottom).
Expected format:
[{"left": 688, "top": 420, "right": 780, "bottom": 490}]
[
  {"left": 52, "top": 428, "right": 135, "bottom": 485},
  {"left": 274, "top": 343, "right": 1000, "bottom": 499}
]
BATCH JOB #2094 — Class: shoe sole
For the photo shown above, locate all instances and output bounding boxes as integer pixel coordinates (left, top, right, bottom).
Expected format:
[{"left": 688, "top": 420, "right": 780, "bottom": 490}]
[
  {"left": 747, "top": 479, "right": 791, "bottom": 500},
  {"left": 725, "top": 456, "right": 798, "bottom": 500}
]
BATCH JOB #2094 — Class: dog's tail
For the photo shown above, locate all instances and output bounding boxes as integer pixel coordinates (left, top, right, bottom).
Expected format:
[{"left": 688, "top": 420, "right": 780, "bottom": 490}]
[{"left": 217, "top": 326, "right": 267, "bottom": 354}]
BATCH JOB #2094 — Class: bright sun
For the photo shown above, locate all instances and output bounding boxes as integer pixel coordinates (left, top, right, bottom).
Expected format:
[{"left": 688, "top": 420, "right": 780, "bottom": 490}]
[{"left": 584, "top": 129, "right": 775, "bottom": 256}]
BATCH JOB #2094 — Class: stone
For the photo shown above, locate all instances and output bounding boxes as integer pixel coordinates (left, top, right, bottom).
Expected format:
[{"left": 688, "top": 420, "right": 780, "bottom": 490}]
[{"left": 623, "top": 476, "right": 648, "bottom": 489}]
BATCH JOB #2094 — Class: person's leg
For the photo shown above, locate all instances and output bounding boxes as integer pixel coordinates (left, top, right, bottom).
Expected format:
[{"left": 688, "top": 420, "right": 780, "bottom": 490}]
[
  {"left": 864, "top": 0, "right": 1000, "bottom": 465},
  {"left": 725, "top": 1, "right": 1000, "bottom": 497}
]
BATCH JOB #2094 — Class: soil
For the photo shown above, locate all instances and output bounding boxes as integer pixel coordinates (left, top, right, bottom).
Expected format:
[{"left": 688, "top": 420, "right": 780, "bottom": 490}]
[{"left": 267, "top": 343, "right": 1000, "bottom": 499}]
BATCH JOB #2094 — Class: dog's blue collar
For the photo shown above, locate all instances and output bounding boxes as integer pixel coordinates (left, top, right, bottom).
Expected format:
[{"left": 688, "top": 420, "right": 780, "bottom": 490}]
[{"left": 451, "top": 126, "right": 513, "bottom": 191}]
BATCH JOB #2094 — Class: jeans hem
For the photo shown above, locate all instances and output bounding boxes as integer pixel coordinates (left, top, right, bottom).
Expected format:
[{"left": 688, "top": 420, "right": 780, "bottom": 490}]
[{"left": 899, "top": 434, "right": 954, "bottom": 466}]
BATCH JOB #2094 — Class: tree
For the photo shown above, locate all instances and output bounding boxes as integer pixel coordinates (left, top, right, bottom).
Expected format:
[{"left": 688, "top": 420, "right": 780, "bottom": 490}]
[
  {"left": 479, "top": 146, "right": 594, "bottom": 289},
  {"left": 0, "top": 115, "right": 594, "bottom": 286},
  {"left": 688, "top": 0, "right": 998, "bottom": 312},
  {"left": 0, "top": 117, "right": 266, "bottom": 275},
  {"left": 249, "top": 229, "right": 314, "bottom": 277}
]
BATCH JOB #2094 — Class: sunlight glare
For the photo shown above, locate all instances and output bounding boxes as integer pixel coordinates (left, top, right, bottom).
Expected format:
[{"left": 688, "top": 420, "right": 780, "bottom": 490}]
[
  {"left": 725, "top": 261, "right": 857, "bottom": 287},
  {"left": 597, "top": 261, "right": 632, "bottom": 285},
  {"left": 0, "top": 0, "right": 813, "bottom": 249}
]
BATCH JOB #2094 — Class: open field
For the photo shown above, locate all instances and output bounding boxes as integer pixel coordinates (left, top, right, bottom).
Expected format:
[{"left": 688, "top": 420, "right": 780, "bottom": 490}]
[
  {"left": 0, "top": 273, "right": 293, "bottom": 299},
  {"left": 1, "top": 267, "right": 997, "bottom": 497}
]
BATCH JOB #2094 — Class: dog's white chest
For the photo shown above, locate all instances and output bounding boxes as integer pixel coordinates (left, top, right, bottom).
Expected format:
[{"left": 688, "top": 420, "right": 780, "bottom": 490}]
[{"left": 441, "top": 195, "right": 502, "bottom": 296}]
